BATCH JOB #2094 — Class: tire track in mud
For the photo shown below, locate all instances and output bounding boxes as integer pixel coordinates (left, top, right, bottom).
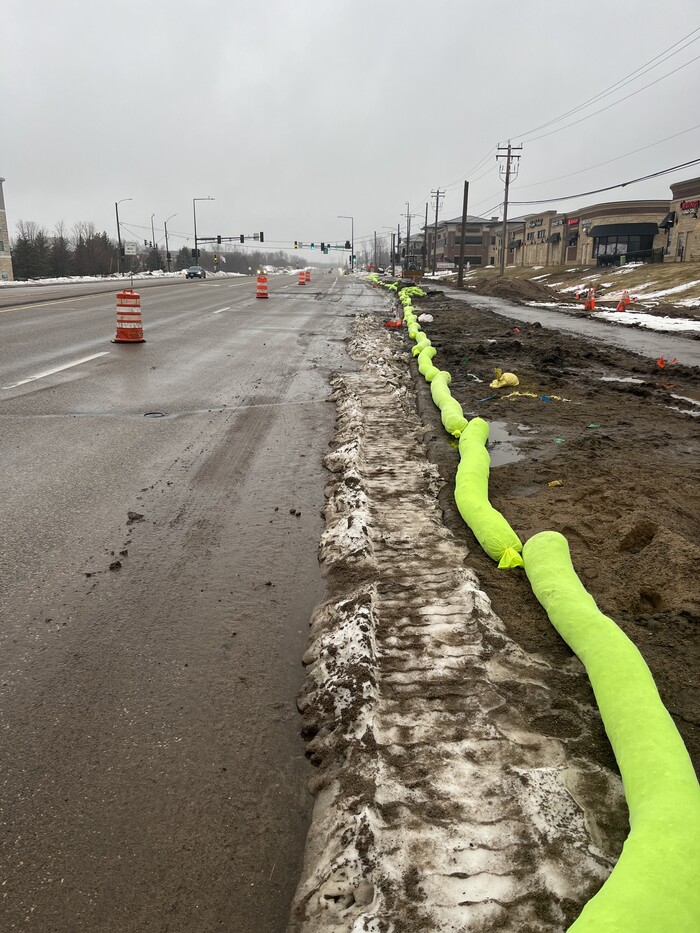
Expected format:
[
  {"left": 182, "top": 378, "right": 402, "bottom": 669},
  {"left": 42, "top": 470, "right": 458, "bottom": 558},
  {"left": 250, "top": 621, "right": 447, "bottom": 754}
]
[{"left": 291, "top": 317, "right": 627, "bottom": 932}]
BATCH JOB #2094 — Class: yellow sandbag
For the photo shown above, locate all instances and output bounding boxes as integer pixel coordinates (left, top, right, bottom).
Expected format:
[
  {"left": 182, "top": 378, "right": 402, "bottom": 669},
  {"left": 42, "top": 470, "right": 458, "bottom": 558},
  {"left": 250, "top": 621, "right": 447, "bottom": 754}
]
[
  {"left": 412, "top": 336, "right": 432, "bottom": 356},
  {"left": 455, "top": 418, "right": 524, "bottom": 568},
  {"left": 417, "top": 346, "right": 439, "bottom": 382},
  {"left": 489, "top": 367, "right": 520, "bottom": 389},
  {"left": 524, "top": 532, "right": 700, "bottom": 931},
  {"left": 430, "top": 371, "right": 468, "bottom": 437}
]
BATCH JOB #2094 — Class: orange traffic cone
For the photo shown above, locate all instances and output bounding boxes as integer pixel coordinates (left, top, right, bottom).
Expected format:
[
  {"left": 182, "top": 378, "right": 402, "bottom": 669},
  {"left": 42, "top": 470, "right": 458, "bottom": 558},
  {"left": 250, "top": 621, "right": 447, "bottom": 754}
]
[
  {"left": 584, "top": 287, "right": 596, "bottom": 312},
  {"left": 616, "top": 289, "right": 630, "bottom": 311},
  {"left": 256, "top": 275, "right": 269, "bottom": 299},
  {"left": 298, "top": 271, "right": 305, "bottom": 286},
  {"left": 112, "top": 289, "right": 145, "bottom": 343},
  {"left": 305, "top": 270, "right": 311, "bottom": 283}
]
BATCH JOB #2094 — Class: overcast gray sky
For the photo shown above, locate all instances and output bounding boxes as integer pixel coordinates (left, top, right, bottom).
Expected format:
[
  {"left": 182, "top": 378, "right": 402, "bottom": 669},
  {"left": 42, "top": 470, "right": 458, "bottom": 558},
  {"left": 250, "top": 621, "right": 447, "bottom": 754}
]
[{"left": 3, "top": 0, "right": 699, "bottom": 258}]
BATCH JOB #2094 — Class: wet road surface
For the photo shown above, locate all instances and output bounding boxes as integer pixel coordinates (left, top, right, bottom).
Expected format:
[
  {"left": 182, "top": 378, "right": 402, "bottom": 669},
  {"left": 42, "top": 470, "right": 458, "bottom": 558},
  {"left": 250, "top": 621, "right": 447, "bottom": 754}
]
[{"left": 0, "top": 274, "right": 372, "bottom": 932}]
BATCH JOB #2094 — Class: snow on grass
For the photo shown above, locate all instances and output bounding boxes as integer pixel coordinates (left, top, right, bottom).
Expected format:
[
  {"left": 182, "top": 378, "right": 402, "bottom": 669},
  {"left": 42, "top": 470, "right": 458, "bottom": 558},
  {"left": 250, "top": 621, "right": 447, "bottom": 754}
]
[
  {"left": 632, "top": 279, "right": 700, "bottom": 300},
  {"left": 592, "top": 310, "right": 700, "bottom": 332}
]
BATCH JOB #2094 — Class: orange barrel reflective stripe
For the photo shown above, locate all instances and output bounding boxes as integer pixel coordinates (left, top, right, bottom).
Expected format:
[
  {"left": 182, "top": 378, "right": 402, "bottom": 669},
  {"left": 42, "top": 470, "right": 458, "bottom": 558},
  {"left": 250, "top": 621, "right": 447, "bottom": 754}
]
[{"left": 113, "top": 289, "right": 145, "bottom": 343}]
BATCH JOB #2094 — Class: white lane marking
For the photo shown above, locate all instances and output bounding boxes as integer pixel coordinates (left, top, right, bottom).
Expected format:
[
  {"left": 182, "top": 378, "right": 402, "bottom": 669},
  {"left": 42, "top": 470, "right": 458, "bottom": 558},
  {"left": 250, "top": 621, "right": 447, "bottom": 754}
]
[
  {"left": 3, "top": 352, "right": 110, "bottom": 389},
  {"left": 212, "top": 307, "right": 231, "bottom": 315},
  {"left": 0, "top": 295, "right": 94, "bottom": 314}
]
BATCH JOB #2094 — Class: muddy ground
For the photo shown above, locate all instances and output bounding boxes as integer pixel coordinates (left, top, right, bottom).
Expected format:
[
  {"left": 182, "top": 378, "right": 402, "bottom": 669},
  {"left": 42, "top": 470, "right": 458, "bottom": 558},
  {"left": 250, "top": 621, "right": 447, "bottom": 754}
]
[{"left": 399, "top": 288, "right": 699, "bottom": 767}]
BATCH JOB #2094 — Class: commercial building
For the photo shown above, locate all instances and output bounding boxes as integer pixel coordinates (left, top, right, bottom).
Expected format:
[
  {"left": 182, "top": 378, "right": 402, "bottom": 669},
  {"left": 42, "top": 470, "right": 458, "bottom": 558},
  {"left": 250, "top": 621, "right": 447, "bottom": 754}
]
[
  {"left": 0, "top": 177, "right": 14, "bottom": 281},
  {"left": 420, "top": 174, "right": 700, "bottom": 272},
  {"left": 666, "top": 176, "right": 700, "bottom": 263}
]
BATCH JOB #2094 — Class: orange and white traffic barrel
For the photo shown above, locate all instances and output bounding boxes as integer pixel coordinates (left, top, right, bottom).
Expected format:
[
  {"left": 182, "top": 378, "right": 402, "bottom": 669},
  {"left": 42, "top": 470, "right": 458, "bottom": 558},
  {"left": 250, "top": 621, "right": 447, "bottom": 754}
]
[
  {"left": 298, "top": 271, "right": 305, "bottom": 286},
  {"left": 112, "top": 289, "right": 145, "bottom": 343},
  {"left": 304, "top": 269, "right": 311, "bottom": 283},
  {"left": 256, "top": 275, "right": 269, "bottom": 299}
]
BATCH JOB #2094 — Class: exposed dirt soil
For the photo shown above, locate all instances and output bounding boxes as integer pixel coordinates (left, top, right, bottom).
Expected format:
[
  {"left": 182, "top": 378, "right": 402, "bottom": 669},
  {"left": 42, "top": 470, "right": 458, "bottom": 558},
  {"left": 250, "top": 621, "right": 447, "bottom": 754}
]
[
  {"left": 470, "top": 273, "right": 562, "bottom": 304},
  {"left": 402, "top": 289, "right": 700, "bottom": 767},
  {"left": 436, "top": 262, "right": 700, "bottom": 321}
]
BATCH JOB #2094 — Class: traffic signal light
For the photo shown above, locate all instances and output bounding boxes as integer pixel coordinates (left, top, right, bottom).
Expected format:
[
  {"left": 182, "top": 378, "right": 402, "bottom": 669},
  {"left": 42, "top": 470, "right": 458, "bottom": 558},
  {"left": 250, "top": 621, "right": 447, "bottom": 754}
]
[
  {"left": 310, "top": 243, "right": 315, "bottom": 250},
  {"left": 294, "top": 241, "right": 298, "bottom": 249},
  {"left": 240, "top": 235, "right": 245, "bottom": 243},
  {"left": 321, "top": 242, "right": 325, "bottom": 252},
  {"left": 259, "top": 231, "right": 264, "bottom": 243},
  {"left": 344, "top": 240, "right": 351, "bottom": 249},
  {"left": 217, "top": 235, "right": 222, "bottom": 245}
]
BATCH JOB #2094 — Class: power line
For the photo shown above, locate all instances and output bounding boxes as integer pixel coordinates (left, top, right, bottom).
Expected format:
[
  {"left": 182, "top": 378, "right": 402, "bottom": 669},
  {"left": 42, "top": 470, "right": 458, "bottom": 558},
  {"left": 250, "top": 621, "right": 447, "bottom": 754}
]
[
  {"left": 516, "top": 25, "right": 700, "bottom": 139},
  {"left": 513, "top": 123, "right": 700, "bottom": 191},
  {"left": 509, "top": 156, "right": 700, "bottom": 205},
  {"left": 525, "top": 52, "right": 700, "bottom": 144}
]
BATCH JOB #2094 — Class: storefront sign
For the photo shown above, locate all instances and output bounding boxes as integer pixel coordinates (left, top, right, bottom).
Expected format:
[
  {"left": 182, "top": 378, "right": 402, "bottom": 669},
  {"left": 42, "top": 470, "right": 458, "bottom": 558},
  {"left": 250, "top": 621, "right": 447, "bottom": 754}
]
[
  {"left": 567, "top": 217, "right": 579, "bottom": 226},
  {"left": 680, "top": 199, "right": 699, "bottom": 214},
  {"left": 528, "top": 218, "right": 544, "bottom": 228},
  {"left": 551, "top": 218, "right": 564, "bottom": 227}
]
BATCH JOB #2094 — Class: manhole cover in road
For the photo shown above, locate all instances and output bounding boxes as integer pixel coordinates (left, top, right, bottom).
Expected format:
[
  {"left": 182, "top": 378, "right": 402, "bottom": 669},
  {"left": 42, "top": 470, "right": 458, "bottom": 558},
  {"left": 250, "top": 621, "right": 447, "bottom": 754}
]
[{"left": 144, "top": 411, "right": 166, "bottom": 418}]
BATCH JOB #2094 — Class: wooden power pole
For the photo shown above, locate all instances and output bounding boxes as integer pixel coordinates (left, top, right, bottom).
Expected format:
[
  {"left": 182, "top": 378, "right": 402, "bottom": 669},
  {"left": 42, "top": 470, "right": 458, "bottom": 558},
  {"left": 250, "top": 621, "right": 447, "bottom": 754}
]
[{"left": 496, "top": 141, "right": 522, "bottom": 274}]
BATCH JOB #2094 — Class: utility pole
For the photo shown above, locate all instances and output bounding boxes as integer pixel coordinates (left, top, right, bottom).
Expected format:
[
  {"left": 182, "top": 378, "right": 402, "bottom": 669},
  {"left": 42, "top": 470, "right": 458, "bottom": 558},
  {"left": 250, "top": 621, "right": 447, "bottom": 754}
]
[
  {"left": 431, "top": 188, "right": 444, "bottom": 275},
  {"left": 423, "top": 202, "right": 429, "bottom": 274},
  {"left": 405, "top": 202, "right": 411, "bottom": 273},
  {"left": 496, "top": 141, "right": 522, "bottom": 274},
  {"left": 115, "top": 198, "right": 132, "bottom": 276},
  {"left": 374, "top": 231, "right": 377, "bottom": 271},
  {"left": 457, "top": 180, "right": 470, "bottom": 288},
  {"left": 391, "top": 233, "right": 396, "bottom": 276}
]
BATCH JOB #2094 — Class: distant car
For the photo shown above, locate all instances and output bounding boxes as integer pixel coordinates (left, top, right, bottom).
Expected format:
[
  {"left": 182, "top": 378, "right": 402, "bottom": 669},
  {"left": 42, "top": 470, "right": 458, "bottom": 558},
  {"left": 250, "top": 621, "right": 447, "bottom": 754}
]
[{"left": 185, "top": 266, "right": 206, "bottom": 279}]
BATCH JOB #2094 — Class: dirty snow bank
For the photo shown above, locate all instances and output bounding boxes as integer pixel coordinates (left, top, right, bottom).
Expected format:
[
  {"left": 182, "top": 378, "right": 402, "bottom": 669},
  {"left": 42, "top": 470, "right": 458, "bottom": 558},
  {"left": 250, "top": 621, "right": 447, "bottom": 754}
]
[{"left": 290, "top": 317, "right": 624, "bottom": 931}]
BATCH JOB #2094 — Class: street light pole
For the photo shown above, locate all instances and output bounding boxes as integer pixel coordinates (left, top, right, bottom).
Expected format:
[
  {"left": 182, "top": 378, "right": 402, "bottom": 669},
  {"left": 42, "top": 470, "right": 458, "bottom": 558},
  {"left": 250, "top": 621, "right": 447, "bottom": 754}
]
[
  {"left": 164, "top": 213, "right": 177, "bottom": 273},
  {"left": 193, "top": 196, "right": 214, "bottom": 267},
  {"left": 115, "top": 198, "right": 132, "bottom": 275},
  {"left": 338, "top": 215, "right": 354, "bottom": 271}
]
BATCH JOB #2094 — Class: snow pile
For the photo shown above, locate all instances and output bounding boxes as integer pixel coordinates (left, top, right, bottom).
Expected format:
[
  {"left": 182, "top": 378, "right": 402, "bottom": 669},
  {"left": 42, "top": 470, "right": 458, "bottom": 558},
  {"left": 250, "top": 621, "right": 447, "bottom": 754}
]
[{"left": 290, "top": 318, "right": 624, "bottom": 931}]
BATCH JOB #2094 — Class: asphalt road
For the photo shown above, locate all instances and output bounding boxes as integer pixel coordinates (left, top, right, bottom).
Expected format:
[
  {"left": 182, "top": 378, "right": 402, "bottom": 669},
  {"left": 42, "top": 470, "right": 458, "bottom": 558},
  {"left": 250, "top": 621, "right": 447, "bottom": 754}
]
[{"left": 0, "top": 273, "right": 366, "bottom": 932}]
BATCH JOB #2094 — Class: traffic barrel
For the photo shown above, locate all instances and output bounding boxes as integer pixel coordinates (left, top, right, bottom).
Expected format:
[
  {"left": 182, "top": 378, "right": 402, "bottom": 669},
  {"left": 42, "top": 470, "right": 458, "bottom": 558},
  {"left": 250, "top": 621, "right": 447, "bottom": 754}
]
[
  {"left": 112, "top": 289, "right": 145, "bottom": 343},
  {"left": 256, "top": 275, "right": 269, "bottom": 299},
  {"left": 305, "top": 270, "right": 311, "bottom": 283},
  {"left": 298, "top": 271, "right": 305, "bottom": 286}
]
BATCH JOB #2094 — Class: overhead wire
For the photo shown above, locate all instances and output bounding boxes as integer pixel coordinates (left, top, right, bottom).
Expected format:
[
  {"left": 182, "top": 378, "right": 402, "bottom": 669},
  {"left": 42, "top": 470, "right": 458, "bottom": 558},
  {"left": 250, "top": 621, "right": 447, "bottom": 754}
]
[
  {"left": 512, "top": 123, "right": 700, "bottom": 191},
  {"left": 509, "top": 156, "right": 700, "bottom": 205},
  {"left": 516, "top": 25, "right": 700, "bottom": 139},
  {"left": 524, "top": 52, "right": 700, "bottom": 144}
]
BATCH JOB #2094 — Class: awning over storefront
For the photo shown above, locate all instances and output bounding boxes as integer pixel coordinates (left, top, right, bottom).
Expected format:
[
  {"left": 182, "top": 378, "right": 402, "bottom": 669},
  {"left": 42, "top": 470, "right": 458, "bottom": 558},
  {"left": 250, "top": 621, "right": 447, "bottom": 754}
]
[
  {"left": 567, "top": 234, "right": 578, "bottom": 245},
  {"left": 547, "top": 232, "right": 561, "bottom": 243},
  {"left": 658, "top": 212, "right": 676, "bottom": 229},
  {"left": 508, "top": 239, "right": 522, "bottom": 250},
  {"left": 588, "top": 223, "right": 658, "bottom": 238}
]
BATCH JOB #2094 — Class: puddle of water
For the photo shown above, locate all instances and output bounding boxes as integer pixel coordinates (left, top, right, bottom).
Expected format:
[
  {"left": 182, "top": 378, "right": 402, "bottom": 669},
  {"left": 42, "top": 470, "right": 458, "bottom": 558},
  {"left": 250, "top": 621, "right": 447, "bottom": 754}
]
[{"left": 487, "top": 420, "right": 524, "bottom": 467}]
